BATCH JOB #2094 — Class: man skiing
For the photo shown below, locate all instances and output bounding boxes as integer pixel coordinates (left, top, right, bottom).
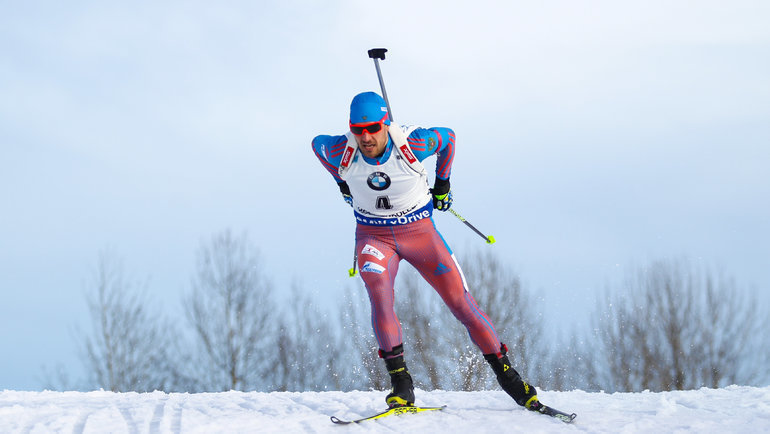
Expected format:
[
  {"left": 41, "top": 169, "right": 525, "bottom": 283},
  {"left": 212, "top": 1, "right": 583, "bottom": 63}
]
[{"left": 311, "top": 91, "right": 543, "bottom": 412}]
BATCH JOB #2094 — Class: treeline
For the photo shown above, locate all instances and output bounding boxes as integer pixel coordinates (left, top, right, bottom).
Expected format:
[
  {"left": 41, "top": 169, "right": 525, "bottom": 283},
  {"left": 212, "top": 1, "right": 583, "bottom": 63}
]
[{"left": 55, "top": 229, "right": 769, "bottom": 393}]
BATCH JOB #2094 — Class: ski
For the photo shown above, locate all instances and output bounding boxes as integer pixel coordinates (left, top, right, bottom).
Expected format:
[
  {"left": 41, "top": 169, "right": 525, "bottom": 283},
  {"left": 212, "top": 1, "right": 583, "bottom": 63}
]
[
  {"left": 330, "top": 405, "right": 446, "bottom": 424},
  {"left": 535, "top": 404, "right": 577, "bottom": 423},
  {"left": 329, "top": 403, "right": 575, "bottom": 425}
]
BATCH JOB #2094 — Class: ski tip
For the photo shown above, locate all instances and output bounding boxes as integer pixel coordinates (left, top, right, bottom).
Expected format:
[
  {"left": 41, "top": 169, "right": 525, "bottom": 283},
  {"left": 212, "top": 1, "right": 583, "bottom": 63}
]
[
  {"left": 537, "top": 404, "right": 577, "bottom": 423},
  {"left": 330, "top": 415, "right": 349, "bottom": 425},
  {"left": 554, "top": 411, "right": 577, "bottom": 423}
]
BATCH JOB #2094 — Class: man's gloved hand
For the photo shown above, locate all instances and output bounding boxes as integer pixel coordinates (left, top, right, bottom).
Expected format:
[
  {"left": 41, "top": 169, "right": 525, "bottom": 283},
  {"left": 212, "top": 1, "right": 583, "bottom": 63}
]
[
  {"left": 338, "top": 181, "right": 353, "bottom": 207},
  {"left": 431, "top": 178, "right": 452, "bottom": 211}
]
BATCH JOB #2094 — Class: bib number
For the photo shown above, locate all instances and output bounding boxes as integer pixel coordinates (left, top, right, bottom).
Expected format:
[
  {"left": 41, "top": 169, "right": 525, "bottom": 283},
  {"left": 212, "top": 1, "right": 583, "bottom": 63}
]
[{"left": 376, "top": 196, "right": 393, "bottom": 210}]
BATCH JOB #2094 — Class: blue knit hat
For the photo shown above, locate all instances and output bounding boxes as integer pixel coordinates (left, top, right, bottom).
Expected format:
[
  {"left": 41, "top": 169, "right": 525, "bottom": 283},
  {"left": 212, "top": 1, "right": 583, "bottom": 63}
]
[{"left": 349, "top": 92, "right": 391, "bottom": 125}]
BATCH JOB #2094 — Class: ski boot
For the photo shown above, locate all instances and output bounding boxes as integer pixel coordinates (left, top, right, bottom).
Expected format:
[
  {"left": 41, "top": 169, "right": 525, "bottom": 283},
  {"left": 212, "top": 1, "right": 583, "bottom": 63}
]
[
  {"left": 484, "top": 343, "right": 541, "bottom": 411},
  {"left": 380, "top": 344, "right": 415, "bottom": 408}
]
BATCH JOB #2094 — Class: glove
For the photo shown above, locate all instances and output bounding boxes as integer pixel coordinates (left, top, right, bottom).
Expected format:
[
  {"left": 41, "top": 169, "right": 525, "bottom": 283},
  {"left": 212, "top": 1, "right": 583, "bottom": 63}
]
[
  {"left": 338, "top": 181, "right": 353, "bottom": 207},
  {"left": 431, "top": 178, "right": 452, "bottom": 211}
]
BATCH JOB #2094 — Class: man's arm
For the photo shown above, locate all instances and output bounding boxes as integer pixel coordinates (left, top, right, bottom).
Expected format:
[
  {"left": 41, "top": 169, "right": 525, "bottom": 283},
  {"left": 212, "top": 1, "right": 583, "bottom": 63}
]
[
  {"left": 311, "top": 134, "right": 350, "bottom": 183},
  {"left": 312, "top": 134, "right": 354, "bottom": 206},
  {"left": 407, "top": 127, "right": 456, "bottom": 211},
  {"left": 406, "top": 127, "right": 456, "bottom": 181}
]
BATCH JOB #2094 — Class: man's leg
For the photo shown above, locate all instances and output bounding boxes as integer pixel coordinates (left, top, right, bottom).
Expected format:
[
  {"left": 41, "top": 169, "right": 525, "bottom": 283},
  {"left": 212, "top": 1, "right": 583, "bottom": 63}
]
[
  {"left": 396, "top": 219, "right": 542, "bottom": 410},
  {"left": 355, "top": 229, "right": 402, "bottom": 352},
  {"left": 396, "top": 219, "right": 501, "bottom": 354},
  {"left": 355, "top": 226, "right": 414, "bottom": 406},
  {"left": 484, "top": 344, "right": 541, "bottom": 410}
]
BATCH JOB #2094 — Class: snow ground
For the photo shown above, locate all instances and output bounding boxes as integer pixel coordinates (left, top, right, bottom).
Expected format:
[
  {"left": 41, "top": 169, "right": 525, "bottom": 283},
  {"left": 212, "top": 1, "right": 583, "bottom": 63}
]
[{"left": 1, "top": 386, "right": 769, "bottom": 433}]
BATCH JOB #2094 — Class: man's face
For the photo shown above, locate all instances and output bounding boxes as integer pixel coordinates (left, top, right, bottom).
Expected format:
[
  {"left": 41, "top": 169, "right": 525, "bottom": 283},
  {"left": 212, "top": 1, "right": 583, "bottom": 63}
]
[{"left": 351, "top": 122, "right": 389, "bottom": 159}]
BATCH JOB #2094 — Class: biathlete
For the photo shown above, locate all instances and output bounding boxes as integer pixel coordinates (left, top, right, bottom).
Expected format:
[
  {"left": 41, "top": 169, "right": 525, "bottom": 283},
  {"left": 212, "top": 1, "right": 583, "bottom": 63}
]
[{"left": 311, "top": 91, "right": 543, "bottom": 412}]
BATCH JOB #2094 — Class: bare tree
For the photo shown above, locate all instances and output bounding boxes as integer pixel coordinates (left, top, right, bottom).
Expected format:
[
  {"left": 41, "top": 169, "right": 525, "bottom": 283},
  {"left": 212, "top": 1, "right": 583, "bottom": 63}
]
[
  {"left": 591, "top": 259, "right": 767, "bottom": 392},
  {"left": 182, "top": 229, "right": 276, "bottom": 392},
  {"left": 544, "top": 331, "right": 602, "bottom": 392},
  {"left": 387, "top": 269, "right": 439, "bottom": 390},
  {"left": 79, "top": 249, "right": 177, "bottom": 392},
  {"left": 39, "top": 363, "right": 76, "bottom": 391},
  {"left": 449, "top": 249, "right": 549, "bottom": 390},
  {"left": 337, "top": 283, "right": 389, "bottom": 392},
  {"left": 274, "top": 282, "right": 340, "bottom": 391}
]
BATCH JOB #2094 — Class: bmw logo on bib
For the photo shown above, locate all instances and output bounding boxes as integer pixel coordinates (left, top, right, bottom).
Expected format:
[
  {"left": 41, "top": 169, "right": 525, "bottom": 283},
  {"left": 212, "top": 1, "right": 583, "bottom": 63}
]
[{"left": 367, "top": 172, "right": 391, "bottom": 191}]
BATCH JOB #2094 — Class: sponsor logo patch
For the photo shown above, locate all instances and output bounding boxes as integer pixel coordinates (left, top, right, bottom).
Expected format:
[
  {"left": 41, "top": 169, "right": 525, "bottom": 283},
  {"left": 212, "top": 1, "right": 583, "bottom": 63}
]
[
  {"left": 361, "top": 244, "right": 385, "bottom": 260},
  {"left": 399, "top": 144, "right": 417, "bottom": 163},
  {"left": 434, "top": 263, "right": 451, "bottom": 276},
  {"left": 354, "top": 209, "right": 432, "bottom": 226},
  {"left": 367, "top": 172, "right": 391, "bottom": 191},
  {"left": 361, "top": 262, "right": 385, "bottom": 274},
  {"left": 341, "top": 146, "right": 354, "bottom": 167}
]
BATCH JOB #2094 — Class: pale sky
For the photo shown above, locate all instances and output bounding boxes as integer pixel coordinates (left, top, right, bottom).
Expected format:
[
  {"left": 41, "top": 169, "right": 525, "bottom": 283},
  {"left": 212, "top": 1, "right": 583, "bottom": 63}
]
[{"left": 2, "top": 1, "right": 769, "bottom": 390}]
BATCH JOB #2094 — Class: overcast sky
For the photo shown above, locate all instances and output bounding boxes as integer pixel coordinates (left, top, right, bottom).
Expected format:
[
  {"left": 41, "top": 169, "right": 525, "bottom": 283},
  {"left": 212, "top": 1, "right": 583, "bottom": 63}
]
[{"left": 2, "top": 1, "right": 769, "bottom": 391}]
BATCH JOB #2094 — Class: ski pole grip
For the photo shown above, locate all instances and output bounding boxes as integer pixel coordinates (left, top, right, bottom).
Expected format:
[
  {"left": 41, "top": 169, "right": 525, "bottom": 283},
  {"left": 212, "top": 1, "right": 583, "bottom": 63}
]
[{"left": 368, "top": 48, "right": 387, "bottom": 60}]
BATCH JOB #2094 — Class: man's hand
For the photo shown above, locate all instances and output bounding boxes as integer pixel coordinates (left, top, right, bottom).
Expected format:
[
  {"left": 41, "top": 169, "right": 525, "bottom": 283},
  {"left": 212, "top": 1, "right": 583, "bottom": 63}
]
[
  {"left": 338, "top": 181, "right": 353, "bottom": 207},
  {"left": 431, "top": 178, "right": 452, "bottom": 211}
]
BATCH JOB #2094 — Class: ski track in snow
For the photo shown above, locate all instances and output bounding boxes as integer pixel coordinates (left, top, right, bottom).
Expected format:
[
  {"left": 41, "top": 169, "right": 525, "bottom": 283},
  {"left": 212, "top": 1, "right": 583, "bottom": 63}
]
[{"left": 1, "top": 386, "right": 769, "bottom": 433}]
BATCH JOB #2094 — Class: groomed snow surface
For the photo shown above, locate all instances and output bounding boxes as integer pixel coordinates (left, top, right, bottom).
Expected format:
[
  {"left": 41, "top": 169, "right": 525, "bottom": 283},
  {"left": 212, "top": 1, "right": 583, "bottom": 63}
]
[{"left": 2, "top": 386, "right": 769, "bottom": 433}]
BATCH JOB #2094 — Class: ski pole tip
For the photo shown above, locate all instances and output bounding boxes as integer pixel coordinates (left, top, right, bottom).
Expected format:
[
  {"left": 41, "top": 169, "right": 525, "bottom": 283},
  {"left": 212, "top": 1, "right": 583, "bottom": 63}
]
[
  {"left": 348, "top": 268, "right": 358, "bottom": 277},
  {"left": 486, "top": 235, "right": 496, "bottom": 244}
]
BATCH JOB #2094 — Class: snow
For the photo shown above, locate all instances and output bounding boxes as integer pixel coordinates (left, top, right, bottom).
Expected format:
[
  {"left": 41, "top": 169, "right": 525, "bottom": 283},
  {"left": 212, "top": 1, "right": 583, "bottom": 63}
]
[{"left": 2, "top": 386, "right": 769, "bottom": 433}]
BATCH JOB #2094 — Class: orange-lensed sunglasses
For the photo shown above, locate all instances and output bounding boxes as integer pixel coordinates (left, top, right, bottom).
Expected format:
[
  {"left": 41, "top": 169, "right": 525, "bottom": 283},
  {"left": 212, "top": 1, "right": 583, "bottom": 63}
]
[{"left": 350, "top": 122, "right": 383, "bottom": 135}]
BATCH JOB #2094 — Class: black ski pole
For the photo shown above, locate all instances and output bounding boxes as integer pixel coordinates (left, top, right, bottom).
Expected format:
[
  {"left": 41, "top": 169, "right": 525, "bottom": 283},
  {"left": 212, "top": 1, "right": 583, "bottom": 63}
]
[
  {"left": 349, "top": 48, "right": 391, "bottom": 277},
  {"left": 368, "top": 48, "right": 394, "bottom": 122},
  {"left": 366, "top": 47, "right": 497, "bottom": 246},
  {"left": 348, "top": 48, "right": 393, "bottom": 278},
  {"left": 348, "top": 242, "right": 358, "bottom": 277},
  {"left": 449, "top": 209, "right": 496, "bottom": 244}
]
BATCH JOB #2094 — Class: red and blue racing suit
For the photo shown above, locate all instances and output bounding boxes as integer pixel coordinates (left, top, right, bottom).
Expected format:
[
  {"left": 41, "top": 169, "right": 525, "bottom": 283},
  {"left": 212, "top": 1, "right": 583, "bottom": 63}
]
[{"left": 312, "top": 127, "right": 502, "bottom": 356}]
